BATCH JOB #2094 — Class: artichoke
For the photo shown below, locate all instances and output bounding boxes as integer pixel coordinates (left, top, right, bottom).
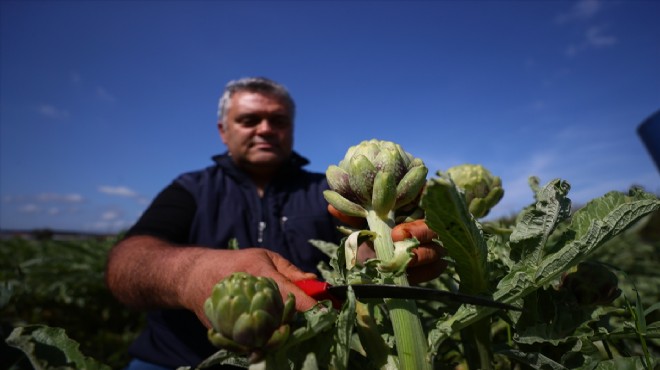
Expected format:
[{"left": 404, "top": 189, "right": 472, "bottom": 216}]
[
  {"left": 558, "top": 261, "right": 622, "bottom": 306},
  {"left": 324, "top": 139, "right": 428, "bottom": 221},
  {"left": 325, "top": 139, "right": 433, "bottom": 370},
  {"left": 204, "top": 272, "right": 296, "bottom": 363},
  {"left": 445, "top": 164, "right": 504, "bottom": 218}
]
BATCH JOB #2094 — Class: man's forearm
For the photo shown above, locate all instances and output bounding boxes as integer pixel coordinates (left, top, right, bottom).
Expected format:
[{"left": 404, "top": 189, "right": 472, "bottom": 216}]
[
  {"left": 106, "top": 235, "right": 321, "bottom": 320},
  {"left": 105, "top": 235, "right": 208, "bottom": 310}
]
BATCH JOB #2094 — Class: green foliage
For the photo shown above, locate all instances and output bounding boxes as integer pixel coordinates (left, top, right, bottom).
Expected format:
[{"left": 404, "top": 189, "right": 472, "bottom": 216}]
[
  {"left": 6, "top": 325, "right": 111, "bottom": 370},
  {"left": 2, "top": 172, "right": 659, "bottom": 370},
  {"left": 424, "top": 180, "right": 660, "bottom": 369},
  {"left": 0, "top": 235, "right": 144, "bottom": 369}
]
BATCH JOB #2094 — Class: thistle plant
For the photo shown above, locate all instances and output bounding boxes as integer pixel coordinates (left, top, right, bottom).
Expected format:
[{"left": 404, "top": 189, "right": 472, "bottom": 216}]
[
  {"left": 445, "top": 164, "right": 504, "bottom": 219},
  {"left": 204, "top": 272, "right": 296, "bottom": 365},
  {"left": 323, "top": 139, "right": 431, "bottom": 370}
]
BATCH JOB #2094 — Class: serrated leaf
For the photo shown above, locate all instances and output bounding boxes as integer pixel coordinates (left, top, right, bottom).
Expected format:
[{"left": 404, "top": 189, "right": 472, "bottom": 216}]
[
  {"left": 498, "top": 349, "right": 568, "bottom": 370},
  {"left": 330, "top": 286, "right": 357, "bottom": 370},
  {"left": 309, "top": 239, "right": 340, "bottom": 259},
  {"left": 6, "top": 325, "right": 111, "bottom": 370},
  {"left": 421, "top": 174, "right": 489, "bottom": 294},
  {"left": 533, "top": 195, "right": 660, "bottom": 287},
  {"left": 508, "top": 179, "right": 571, "bottom": 265}
]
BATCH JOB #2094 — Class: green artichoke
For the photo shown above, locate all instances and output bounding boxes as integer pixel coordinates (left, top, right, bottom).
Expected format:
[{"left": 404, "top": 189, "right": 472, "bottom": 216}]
[
  {"left": 204, "top": 272, "right": 295, "bottom": 363},
  {"left": 324, "top": 139, "right": 428, "bottom": 221},
  {"left": 558, "top": 261, "right": 622, "bottom": 306},
  {"left": 445, "top": 164, "right": 504, "bottom": 218}
]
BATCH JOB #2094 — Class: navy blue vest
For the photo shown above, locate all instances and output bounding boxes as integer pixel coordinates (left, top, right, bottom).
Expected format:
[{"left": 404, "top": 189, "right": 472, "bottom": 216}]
[{"left": 128, "top": 152, "right": 341, "bottom": 367}]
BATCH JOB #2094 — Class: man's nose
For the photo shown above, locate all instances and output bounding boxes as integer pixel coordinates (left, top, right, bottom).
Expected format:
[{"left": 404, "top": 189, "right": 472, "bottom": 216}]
[{"left": 255, "top": 119, "right": 275, "bottom": 133}]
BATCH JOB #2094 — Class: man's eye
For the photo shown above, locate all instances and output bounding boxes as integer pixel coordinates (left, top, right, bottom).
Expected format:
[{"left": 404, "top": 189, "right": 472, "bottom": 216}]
[
  {"left": 239, "top": 116, "right": 261, "bottom": 126},
  {"left": 270, "top": 116, "right": 291, "bottom": 128}
]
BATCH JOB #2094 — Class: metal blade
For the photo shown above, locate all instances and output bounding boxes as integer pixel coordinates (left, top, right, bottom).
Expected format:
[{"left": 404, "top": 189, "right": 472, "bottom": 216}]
[{"left": 327, "top": 284, "right": 521, "bottom": 311}]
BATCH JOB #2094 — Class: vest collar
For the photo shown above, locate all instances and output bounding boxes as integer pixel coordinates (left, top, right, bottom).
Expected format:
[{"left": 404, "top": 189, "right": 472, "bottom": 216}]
[{"left": 211, "top": 151, "right": 311, "bottom": 182}]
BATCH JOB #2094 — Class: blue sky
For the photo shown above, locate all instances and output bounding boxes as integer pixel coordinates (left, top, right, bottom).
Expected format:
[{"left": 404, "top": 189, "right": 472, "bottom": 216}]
[{"left": 1, "top": 0, "right": 659, "bottom": 233}]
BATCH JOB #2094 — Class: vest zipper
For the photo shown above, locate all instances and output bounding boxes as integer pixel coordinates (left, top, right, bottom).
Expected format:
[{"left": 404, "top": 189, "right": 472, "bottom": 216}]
[{"left": 258, "top": 221, "right": 266, "bottom": 243}]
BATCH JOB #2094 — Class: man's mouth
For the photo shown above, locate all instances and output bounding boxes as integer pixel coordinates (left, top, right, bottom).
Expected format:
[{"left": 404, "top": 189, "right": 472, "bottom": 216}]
[{"left": 251, "top": 142, "right": 278, "bottom": 151}]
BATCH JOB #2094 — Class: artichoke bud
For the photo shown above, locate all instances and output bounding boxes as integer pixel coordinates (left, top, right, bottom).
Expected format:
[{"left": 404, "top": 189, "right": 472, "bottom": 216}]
[
  {"left": 395, "top": 165, "right": 428, "bottom": 209},
  {"left": 282, "top": 292, "right": 296, "bottom": 323},
  {"left": 348, "top": 155, "right": 377, "bottom": 203},
  {"left": 219, "top": 295, "right": 250, "bottom": 338},
  {"left": 446, "top": 164, "right": 504, "bottom": 218},
  {"left": 323, "top": 190, "right": 368, "bottom": 218},
  {"left": 371, "top": 171, "right": 397, "bottom": 218},
  {"left": 326, "top": 139, "right": 428, "bottom": 216},
  {"left": 204, "top": 272, "right": 294, "bottom": 362},
  {"left": 265, "top": 324, "right": 290, "bottom": 350},
  {"left": 395, "top": 206, "right": 425, "bottom": 224},
  {"left": 469, "top": 186, "right": 504, "bottom": 218},
  {"left": 251, "top": 290, "right": 281, "bottom": 318},
  {"left": 208, "top": 330, "right": 248, "bottom": 353},
  {"left": 396, "top": 145, "right": 413, "bottom": 168},
  {"left": 361, "top": 140, "right": 381, "bottom": 162},
  {"left": 326, "top": 165, "right": 354, "bottom": 200}
]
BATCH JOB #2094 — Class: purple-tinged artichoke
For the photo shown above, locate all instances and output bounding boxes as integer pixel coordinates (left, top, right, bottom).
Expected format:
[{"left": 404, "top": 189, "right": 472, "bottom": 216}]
[
  {"left": 445, "top": 164, "right": 504, "bottom": 218},
  {"left": 204, "top": 272, "right": 295, "bottom": 363},
  {"left": 324, "top": 139, "right": 428, "bottom": 220}
]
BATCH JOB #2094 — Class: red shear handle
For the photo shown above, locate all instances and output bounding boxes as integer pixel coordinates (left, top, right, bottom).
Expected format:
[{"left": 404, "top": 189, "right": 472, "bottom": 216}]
[{"left": 294, "top": 279, "right": 342, "bottom": 309}]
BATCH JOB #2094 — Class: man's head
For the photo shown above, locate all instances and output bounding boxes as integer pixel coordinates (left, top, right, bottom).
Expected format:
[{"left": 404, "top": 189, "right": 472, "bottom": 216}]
[{"left": 217, "top": 77, "right": 295, "bottom": 178}]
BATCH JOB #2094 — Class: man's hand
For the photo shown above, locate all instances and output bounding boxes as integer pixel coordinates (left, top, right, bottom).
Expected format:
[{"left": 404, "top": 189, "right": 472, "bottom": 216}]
[
  {"left": 182, "top": 248, "right": 320, "bottom": 328},
  {"left": 328, "top": 205, "right": 448, "bottom": 284},
  {"left": 105, "top": 236, "right": 319, "bottom": 330},
  {"left": 391, "top": 219, "right": 447, "bottom": 284}
]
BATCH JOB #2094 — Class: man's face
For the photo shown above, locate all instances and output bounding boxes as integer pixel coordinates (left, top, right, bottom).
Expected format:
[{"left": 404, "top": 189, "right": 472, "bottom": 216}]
[{"left": 219, "top": 91, "right": 294, "bottom": 171}]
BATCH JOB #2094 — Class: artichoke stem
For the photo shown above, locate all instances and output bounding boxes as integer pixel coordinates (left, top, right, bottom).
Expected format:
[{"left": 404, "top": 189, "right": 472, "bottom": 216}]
[{"left": 366, "top": 210, "right": 432, "bottom": 370}]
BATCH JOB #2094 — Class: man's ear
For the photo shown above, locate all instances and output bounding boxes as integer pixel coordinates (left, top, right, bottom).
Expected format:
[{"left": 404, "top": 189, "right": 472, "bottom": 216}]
[{"left": 217, "top": 122, "right": 228, "bottom": 144}]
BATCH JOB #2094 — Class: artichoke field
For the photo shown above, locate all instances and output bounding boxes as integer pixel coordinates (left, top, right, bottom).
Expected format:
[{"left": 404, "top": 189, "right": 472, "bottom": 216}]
[
  {"left": 4, "top": 139, "right": 660, "bottom": 370},
  {"left": 196, "top": 139, "right": 660, "bottom": 370}
]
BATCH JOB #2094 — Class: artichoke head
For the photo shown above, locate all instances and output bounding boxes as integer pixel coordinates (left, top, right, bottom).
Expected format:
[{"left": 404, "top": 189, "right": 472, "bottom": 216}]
[
  {"left": 204, "top": 272, "right": 295, "bottom": 363},
  {"left": 445, "top": 164, "right": 504, "bottom": 218},
  {"left": 324, "top": 139, "right": 428, "bottom": 220}
]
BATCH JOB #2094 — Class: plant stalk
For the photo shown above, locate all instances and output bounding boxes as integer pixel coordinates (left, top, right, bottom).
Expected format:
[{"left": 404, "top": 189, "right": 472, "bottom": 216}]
[{"left": 366, "top": 210, "right": 431, "bottom": 370}]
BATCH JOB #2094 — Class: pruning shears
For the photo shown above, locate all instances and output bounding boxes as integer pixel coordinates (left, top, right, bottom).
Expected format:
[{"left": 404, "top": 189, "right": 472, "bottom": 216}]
[{"left": 294, "top": 279, "right": 521, "bottom": 311}]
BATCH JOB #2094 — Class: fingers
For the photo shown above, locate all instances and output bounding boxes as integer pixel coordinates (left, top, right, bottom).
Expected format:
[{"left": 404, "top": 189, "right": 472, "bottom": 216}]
[
  {"left": 391, "top": 219, "right": 436, "bottom": 243},
  {"left": 286, "top": 281, "right": 319, "bottom": 312},
  {"left": 391, "top": 220, "right": 449, "bottom": 283},
  {"left": 407, "top": 257, "right": 449, "bottom": 285},
  {"left": 269, "top": 250, "right": 317, "bottom": 281},
  {"left": 266, "top": 250, "right": 319, "bottom": 311},
  {"left": 328, "top": 204, "right": 366, "bottom": 228}
]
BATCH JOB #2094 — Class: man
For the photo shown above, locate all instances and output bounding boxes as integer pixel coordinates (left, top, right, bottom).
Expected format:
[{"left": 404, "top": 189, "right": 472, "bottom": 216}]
[{"left": 105, "top": 77, "right": 443, "bottom": 369}]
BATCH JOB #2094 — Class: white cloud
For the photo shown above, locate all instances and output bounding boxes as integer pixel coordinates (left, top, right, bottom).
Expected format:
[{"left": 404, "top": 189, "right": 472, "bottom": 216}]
[
  {"left": 96, "top": 86, "right": 116, "bottom": 102},
  {"left": 98, "top": 185, "right": 138, "bottom": 197},
  {"left": 101, "top": 210, "right": 120, "bottom": 220},
  {"left": 36, "top": 192, "right": 84, "bottom": 203},
  {"left": 71, "top": 71, "right": 82, "bottom": 85},
  {"left": 37, "top": 104, "right": 69, "bottom": 119},
  {"left": 585, "top": 26, "right": 617, "bottom": 47},
  {"left": 556, "top": 0, "right": 602, "bottom": 24},
  {"left": 88, "top": 218, "right": 130, "bottom": 232},
  {"left": 18, "top": 204, "right": 39, "bottom": 213},
  {"left": 565, "top": 26, "right": 617, "bottom": 57}
]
